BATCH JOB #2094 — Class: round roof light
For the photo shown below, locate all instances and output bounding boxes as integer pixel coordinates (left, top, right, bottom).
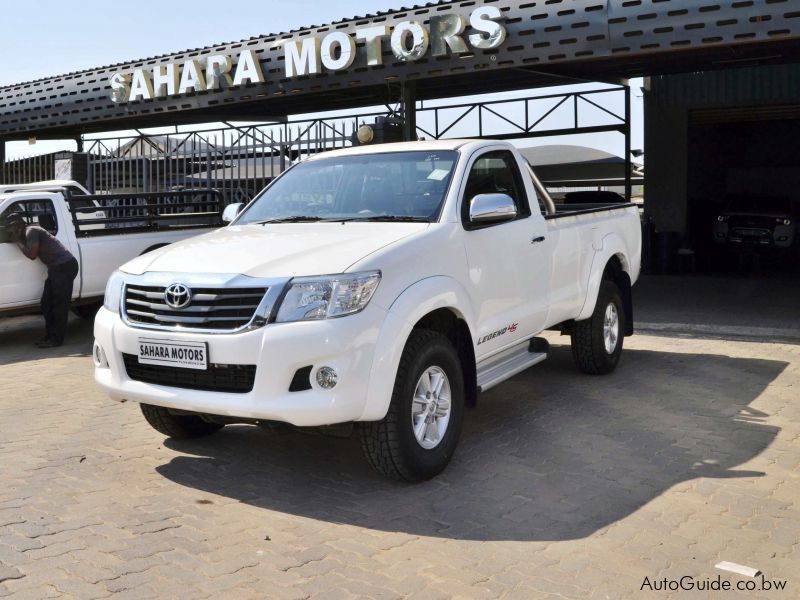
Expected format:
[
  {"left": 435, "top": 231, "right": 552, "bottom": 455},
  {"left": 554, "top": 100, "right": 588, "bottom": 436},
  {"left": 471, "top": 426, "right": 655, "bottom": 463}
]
[{"left": 356, "top": 125, "right": 375, "bottom": 144}]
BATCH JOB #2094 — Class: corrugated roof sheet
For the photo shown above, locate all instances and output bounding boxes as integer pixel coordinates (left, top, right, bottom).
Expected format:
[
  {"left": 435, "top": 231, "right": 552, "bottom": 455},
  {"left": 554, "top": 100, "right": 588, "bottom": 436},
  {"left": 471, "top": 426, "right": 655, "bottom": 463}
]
[
  {"left": 652, "top": 63, "right": 800, "bottom": 108},
  {"left": 0, "top": 1, "right": 451, "bottom": 90}
]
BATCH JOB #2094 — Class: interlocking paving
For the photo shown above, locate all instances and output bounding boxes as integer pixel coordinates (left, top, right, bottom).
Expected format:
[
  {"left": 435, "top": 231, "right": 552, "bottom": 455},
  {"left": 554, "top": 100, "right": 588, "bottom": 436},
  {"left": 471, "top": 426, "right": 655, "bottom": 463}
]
[{"left": 1, "top": 312, "right": 798, "bottom": 598}]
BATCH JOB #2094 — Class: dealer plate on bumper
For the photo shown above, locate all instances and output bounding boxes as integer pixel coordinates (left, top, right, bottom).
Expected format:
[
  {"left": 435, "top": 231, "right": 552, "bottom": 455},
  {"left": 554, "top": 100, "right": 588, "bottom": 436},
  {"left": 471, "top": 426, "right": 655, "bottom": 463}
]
[{"left": 138, "top": 338, "right": 208, "bottom": 370}]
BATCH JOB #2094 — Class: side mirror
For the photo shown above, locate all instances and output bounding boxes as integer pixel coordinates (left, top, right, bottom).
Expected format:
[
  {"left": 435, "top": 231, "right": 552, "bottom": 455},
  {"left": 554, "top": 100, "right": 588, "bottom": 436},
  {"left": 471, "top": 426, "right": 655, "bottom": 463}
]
[
  {"left": 222, "top": 203, "right": 244, "bottom": 224},
  {"left": 469, "top": 193, "right": 517, "bottom": 225}
]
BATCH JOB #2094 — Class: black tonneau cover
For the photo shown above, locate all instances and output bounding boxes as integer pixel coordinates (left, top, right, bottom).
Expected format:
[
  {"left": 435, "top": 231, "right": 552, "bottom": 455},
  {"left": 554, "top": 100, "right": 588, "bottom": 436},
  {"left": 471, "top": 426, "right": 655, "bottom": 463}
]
[{"left": 545, "top": 202, "right": 638, "bottom": 220}]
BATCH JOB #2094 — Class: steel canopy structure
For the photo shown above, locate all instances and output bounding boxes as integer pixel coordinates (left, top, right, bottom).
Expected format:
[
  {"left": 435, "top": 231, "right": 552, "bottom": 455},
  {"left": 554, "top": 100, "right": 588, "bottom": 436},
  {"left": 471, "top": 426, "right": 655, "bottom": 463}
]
[{"left": 1, "top": 0, "right": 800, "bottom": 141}]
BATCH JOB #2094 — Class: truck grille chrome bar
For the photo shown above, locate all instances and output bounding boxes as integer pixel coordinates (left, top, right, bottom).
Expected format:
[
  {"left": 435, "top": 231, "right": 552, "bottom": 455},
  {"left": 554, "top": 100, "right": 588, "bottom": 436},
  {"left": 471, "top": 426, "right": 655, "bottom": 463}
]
[{"left": 123, "top": 285, "right": 269, "bottom": 332}]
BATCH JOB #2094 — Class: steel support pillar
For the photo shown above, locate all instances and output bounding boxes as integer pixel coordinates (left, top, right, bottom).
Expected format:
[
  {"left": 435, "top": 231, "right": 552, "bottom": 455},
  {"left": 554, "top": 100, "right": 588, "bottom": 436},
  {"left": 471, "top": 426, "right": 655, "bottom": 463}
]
[
  {"left": 0, "top": 140, "right": 5, "bottom": 184},
  {"left": 402, "top": 82, "right": 417, "bottom": 142},
  {"left": 624, "top": 85, "right": 632, "bottom": 202}
]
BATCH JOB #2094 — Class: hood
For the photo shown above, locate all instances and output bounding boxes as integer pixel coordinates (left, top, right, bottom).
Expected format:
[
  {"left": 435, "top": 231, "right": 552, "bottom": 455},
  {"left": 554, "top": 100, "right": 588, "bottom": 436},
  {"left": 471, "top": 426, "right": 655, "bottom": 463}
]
[{"left": 121, "top": 222, "right": 428, "bottom": 278}]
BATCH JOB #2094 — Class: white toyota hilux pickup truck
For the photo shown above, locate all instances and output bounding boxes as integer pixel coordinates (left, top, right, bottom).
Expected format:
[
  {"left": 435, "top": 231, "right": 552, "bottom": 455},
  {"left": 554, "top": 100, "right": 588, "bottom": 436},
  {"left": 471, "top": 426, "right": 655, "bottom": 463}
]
[
  {"left": 94, "top": 140, "right": 641, "bottom": 481},
  {"left": 1, "top": 186, "right": 223, "bottom": 319}
]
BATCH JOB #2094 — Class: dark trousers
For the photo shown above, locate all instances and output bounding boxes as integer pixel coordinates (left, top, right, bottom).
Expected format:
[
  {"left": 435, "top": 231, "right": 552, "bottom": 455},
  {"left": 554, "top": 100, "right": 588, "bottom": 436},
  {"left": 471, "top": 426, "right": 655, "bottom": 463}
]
[{"left": 41, "top": 258, "right": 79, "bottom": 344}]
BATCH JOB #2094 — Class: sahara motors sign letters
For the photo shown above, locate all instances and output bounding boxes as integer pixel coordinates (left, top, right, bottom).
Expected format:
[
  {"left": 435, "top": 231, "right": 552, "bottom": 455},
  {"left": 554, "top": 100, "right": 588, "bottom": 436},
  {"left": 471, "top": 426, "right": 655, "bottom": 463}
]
[{"left": 109, "top": 7, "right": 506, "bottom": 103}]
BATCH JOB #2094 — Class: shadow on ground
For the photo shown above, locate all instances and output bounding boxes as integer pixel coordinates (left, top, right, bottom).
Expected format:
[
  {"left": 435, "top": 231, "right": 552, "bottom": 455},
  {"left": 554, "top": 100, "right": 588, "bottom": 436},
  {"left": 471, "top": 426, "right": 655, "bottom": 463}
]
[
  {"left": 156, "top": 344, "right": 785, "bottom": 542},
  {"left": 0, "top": 315, "right": 92, "bottom": 366}
]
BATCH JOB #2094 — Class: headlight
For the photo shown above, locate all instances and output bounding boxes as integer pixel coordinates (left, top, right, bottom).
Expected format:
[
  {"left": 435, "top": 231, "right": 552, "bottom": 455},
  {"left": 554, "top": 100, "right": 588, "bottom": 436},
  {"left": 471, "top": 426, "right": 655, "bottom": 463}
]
[
  {"left": 103, "top": 270, "right": 126, "bottom": 313},
  {"left": 276, "top": 271, "right": 381, "bottom": 323}
]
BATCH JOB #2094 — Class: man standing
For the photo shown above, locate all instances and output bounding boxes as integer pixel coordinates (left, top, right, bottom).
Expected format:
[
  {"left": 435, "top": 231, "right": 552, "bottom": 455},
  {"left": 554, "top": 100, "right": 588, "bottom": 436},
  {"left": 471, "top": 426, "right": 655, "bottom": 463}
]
[{"left": 6, "top": 212, "right": 79, "bottom": 347}]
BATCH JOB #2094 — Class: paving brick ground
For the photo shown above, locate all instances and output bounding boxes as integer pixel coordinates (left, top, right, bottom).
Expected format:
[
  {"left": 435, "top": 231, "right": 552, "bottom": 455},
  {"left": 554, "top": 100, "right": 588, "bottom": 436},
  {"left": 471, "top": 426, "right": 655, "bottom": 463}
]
[{"left": 0, "top": 312, "right": 798, "bottom": 598}]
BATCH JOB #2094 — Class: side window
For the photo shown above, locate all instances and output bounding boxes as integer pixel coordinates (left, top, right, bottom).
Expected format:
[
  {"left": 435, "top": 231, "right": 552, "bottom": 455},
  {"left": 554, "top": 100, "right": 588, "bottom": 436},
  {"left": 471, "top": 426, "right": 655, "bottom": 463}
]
[
  {"left": 66, "top": 186, "right": 87, "bottom": 196},
  {"left": 0, "top": 200, "right": 59, "bottom": 236},
  {"left": 531, "top": 182, "right": 549, "bottom": 216},
  {"left": 461, "top": 150, "right": 531, "bottom": 226}
]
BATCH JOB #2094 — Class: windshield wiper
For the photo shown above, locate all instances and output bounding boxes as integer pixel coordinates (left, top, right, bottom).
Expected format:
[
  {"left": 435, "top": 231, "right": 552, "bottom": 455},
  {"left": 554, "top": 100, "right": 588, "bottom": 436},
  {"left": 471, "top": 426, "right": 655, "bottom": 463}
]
[
  {"left": 257, "top": 215, "right": 431, "bottom": 224},
  {"left": 335, "top": 215, "right": 430, "bottom": 223},
  {"left": 257, "top": 216, "right": 325, "bottom": 224}
]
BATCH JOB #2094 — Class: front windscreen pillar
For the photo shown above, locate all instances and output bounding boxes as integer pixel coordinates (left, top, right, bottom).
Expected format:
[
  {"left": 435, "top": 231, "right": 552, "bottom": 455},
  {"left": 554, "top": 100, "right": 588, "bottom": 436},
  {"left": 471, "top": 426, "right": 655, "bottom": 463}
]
[
  {"left": 0, "top": 139, "right": 6, "bottom": 184},
  {"left": 624, "top": 85, "right": 632, "bottom": 202}
]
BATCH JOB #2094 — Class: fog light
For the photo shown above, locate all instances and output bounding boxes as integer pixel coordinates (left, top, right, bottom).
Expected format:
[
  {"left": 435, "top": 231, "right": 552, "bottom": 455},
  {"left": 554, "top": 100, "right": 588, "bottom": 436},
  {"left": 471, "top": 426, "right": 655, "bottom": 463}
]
[
  {"left": 93, "top": 341, "right": 108, "bottom": 368},
  {"left": 316, "top": 366, "right": 338, "bottom": 389}
]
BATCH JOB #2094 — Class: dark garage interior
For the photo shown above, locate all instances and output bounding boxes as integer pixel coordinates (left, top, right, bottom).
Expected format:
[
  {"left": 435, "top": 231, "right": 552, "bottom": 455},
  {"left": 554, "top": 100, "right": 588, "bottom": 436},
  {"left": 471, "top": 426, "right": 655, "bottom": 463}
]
[
  {"left": 687, "top": 115, "right": 800, "bottom": 275},
  {"left": 645, "top": 63, "right": 800, "bottom": 281}
]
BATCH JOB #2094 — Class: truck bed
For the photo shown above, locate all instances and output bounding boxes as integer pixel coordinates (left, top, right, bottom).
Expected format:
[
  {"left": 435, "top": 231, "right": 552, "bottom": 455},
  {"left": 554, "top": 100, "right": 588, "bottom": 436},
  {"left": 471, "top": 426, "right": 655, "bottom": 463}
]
[{"left": 547, "top": 202, "right": 639, "bottom": 219}]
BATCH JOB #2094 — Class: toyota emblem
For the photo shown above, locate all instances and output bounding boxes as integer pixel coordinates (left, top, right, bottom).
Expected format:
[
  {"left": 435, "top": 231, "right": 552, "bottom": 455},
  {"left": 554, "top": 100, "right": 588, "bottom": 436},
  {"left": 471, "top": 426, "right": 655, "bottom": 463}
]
[{"left": 164, "top": 283, "right": 192, "bottom": 309}]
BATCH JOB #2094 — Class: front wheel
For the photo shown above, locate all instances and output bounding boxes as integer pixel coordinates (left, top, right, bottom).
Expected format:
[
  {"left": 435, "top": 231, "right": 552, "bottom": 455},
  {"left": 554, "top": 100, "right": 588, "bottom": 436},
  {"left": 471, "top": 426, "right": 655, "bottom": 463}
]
[
  {"left": 140, "top": 403, "right": 224, "bottom": 439},
  {"left": 360, "top": 330, "right": 465, "bottom": 482},
  {"left": 571, "top": 280, "right": 625, "bottom": 375}
]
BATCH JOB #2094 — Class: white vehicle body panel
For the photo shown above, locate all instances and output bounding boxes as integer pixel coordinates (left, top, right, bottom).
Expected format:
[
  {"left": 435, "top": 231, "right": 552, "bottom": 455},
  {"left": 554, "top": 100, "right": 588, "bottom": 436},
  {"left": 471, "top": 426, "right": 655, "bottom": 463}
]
[
  {"left": 94, "top": 140, "right": 642, "bottom": 426},
  {"left": 0, "top": 232, "right": 50, "bottom": 305},
  {"left": 0, "top": 190, "right": 217, "bottom": 313},
  {"left": 121, "top": 222, "right": 428, "bottom": 278}
]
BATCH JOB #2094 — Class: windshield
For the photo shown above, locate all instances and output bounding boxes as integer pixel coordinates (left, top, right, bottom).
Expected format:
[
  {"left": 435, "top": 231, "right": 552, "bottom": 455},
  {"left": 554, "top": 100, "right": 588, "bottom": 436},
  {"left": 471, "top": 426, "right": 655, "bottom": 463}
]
[{"left": 236, "top": 151, "right": 458, "bottom": 224}]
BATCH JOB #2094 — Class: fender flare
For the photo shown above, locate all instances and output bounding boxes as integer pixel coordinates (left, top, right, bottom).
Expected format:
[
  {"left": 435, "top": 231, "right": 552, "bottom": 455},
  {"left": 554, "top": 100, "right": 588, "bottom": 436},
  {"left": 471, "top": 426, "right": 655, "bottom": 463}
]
[
  {"left": 358, "top": 276, "right": 476, "bottom": 422},
  {"left": 140, "top": 243, "right": 169, "bottom": 256},
  {"left": 576, "top": 233, "right": 631, "bottom": 322}
]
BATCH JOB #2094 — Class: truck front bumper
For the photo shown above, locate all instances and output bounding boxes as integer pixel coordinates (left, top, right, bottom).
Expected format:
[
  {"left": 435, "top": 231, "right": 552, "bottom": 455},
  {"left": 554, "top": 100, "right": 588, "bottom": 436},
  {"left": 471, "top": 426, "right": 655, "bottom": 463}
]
[{"left": 93, "top": 305, "right": 383, "bottom": 427}]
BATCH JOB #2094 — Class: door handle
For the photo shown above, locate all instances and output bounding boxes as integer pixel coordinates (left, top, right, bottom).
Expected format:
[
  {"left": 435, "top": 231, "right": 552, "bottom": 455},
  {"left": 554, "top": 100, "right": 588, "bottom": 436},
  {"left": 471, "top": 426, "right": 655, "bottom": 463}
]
[{"left": 531, "top": 236, "right": 546, "bottom": 244}]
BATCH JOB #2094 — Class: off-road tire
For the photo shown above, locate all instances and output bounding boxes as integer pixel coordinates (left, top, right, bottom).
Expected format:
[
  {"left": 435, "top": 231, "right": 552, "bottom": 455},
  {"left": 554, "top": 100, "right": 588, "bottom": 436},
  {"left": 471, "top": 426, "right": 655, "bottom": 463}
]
[
  {"left": 571, "top": 280, "right": 625, "bottom": 375},
  {"left": 360, "top": 330, "right": 465, "bottom": 482},
  {"left": 140, "top": 403, "right": 224, "bottom": 439}
]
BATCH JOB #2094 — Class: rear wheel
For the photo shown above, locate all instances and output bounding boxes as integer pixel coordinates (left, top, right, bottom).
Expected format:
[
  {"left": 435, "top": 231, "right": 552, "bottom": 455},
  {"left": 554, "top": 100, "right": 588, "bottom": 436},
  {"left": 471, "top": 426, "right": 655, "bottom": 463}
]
[
  {"left": 571, "top": 280, "right": 625, "bottom": 375},
  {"left": 360, "top": 330, "right": 464, "bottom": 482},
  {"left": 140, "top": 403, "right": 224, "bottom": 439}
]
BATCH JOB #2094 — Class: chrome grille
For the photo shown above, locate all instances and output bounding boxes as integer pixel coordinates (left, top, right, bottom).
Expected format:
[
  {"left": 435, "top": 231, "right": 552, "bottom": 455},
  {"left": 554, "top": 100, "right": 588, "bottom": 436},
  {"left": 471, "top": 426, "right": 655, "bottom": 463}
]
[{"left": 124, "top": 285, "right": 268, "bottom": 331}]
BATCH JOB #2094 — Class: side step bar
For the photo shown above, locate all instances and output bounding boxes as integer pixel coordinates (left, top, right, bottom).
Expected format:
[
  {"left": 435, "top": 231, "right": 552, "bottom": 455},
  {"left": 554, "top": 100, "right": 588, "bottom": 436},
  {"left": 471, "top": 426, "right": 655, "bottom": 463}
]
[{"left": 476, "top": 338, "right": 549, "bottom": 393}]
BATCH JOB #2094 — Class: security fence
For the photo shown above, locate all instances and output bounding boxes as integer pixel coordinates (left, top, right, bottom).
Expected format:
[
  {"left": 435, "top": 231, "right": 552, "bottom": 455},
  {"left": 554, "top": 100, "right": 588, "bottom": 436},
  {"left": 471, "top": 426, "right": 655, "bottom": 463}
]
[
  {"left": 84, "top": 116, "right": 364, "bottom": 204},
  {"left": 2, "top": 86, "right": 631, "bottom": 204},
  {"left": 0, "top": 153, "right": 56, "bottom": 186}
]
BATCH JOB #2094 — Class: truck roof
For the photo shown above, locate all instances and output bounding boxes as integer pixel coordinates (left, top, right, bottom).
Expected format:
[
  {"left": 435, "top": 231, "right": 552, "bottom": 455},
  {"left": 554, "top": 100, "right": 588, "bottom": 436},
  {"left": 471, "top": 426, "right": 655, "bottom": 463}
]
[
  {"left": 0, "top": 189, "right": 60, "bottom": 201},
  {"left": 0, "top": 180, "right": 90, "bottom": 195},
  {"left": 306, "top": 139, "right": 510, "bottom": 160}
]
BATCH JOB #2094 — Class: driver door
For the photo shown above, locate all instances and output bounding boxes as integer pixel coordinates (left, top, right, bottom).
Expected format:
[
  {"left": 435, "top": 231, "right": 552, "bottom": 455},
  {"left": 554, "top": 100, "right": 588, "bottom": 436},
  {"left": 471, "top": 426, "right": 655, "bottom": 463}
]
[
  {"left": 0, "top": 199, "right": 56, "bottom": 306},
  {"left": 461, "top": 150, "right": 551, "bottom": 359}
]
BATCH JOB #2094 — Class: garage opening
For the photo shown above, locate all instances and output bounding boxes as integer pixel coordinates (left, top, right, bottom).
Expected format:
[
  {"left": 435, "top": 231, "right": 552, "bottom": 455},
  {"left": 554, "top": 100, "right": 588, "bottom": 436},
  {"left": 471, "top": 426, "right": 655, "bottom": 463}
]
[{"left": 687, "top": 106, "right": 800, "bottom": 276}]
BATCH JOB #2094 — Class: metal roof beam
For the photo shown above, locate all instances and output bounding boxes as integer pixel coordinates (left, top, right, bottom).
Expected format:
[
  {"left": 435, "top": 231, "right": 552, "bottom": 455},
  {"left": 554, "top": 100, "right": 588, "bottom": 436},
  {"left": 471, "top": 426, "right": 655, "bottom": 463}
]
[{"left": 1, "top": 0, "right": 799, "bottom": 139}]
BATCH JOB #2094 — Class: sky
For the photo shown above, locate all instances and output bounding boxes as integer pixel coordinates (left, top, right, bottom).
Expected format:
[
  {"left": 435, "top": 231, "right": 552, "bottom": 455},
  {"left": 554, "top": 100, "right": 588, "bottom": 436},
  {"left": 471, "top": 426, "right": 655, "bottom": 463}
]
[{"left": 0, "top": 0, "right": 644, "bottom": 160}]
